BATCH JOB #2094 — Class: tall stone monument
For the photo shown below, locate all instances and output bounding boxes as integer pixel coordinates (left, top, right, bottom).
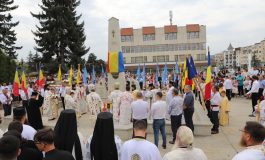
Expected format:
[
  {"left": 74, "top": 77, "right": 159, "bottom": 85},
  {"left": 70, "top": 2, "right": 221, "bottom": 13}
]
[{"left": 108, "top": 17, "right": 126, "bottom": 92}]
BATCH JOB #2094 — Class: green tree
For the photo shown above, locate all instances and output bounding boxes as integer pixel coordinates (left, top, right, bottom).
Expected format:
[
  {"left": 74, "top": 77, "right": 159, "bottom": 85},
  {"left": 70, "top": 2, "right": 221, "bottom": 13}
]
[
  {"left": 0, "top": 0, "right": 22, "bottom": 59},
  {"left": 0, "top": 49, "right": 16, "bottom": 83},
  {"left": 31, "top": 0, "right": 89, "bottom": 73},
  {"left": 86, "top": 53, "right": 106, "bottom": 75}
]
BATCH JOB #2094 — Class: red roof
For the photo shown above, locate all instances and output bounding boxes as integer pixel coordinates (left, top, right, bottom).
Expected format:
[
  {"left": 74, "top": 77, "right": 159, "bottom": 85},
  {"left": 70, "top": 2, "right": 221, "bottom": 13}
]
[
  {"left": 164, "top": 25, "right": 178, "bottom": 33},
  {"left": 142, "top": 26, "right": 155, "bottom": 35},
  {"left": 186, "top": 24, "right": 200, "bottom": 32},
  {"left": 120, "top": 28, "right": 133, "bottom": 36}
]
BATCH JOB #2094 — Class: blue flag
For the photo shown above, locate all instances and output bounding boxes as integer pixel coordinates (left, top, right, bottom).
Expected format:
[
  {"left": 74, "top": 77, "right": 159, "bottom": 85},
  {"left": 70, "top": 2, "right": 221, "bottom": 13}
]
[
  {"left": 189, "top": 56, "right": 197, "bottom": 77},
  {"left": 174, "top": 61, "right": 179, "bottom": 81},
  {"left": 101, "top": 65, "right": 107, "bottom": 79},
  {"left": 188, "top": 57, "right": 196, "bottom": 80},
  {"left": 162, "top": 64, "right": 167, "bottom": 85},
  {"left": 142, "top": 63, "right": 146, "bottom": 84},
  {"left": 83, "top": 67, "right": 88, "bottom": 84},
  {"left": 92, "top": 66, "right": 96, "bottom": 84},
  {"left": 137, "top": 64, "right": 141, "bottom": 81}
]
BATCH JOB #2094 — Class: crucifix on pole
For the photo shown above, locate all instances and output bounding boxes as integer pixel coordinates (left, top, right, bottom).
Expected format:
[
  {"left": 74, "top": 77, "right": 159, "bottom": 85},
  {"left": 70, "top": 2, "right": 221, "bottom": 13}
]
[{"left": 112, "top": 30, "right": 115, "bottom": 38}]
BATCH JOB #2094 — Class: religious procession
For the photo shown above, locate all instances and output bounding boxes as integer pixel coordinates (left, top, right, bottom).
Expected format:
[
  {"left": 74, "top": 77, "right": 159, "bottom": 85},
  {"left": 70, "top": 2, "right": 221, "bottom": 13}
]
[
  {"left": 1, "top": 46, "right": 265, "bottom": 160},
  {"left": 1, "top": 0, "right": 265, "bottom": 160}
]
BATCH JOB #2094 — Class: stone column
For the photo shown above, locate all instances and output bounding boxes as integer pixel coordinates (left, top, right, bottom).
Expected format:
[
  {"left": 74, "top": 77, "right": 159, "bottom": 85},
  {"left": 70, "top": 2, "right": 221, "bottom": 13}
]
[{"left": 108, "top": 17, "right": 126, "bottom": 92}]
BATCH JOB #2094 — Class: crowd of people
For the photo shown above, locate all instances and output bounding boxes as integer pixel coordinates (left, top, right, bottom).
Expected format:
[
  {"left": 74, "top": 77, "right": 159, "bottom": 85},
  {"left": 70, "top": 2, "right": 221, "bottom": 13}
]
[{"left": 1, "top": 67, "right": 265, "bottom": 159}]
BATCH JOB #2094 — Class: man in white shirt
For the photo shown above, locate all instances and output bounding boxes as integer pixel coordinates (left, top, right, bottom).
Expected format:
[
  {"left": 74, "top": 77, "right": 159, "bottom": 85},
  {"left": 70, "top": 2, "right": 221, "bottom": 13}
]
[
  {"left": 223, "top": 76, "right": 233, "bottom": 101},
  {"left": 19, "top": 88, "right": 28, "bottom": 108},
  {"left": 210, "top": 85, "right": 221, "bottom": 134},
  {"left": 246, "top": 76, "right": 259, "bottom": 117},
  {"left": 166, "top": 81, "right": 175, "bottom": 106},
  {"left": 232, "top": 121, "right": 265, "bottom": 160},
  {"left": 120, "top": 120, "right": 162, "bottom": 160},
  {"left": 0, "top": 87, "right": 13, "bottom": 117},
  {"left": 131, "top": 91, "right": 149, "bottom": 124},
  {"left": 59, "top": 82, "right": 66, "bottom": 110},
  {"left": 13, "top": 107, "right": 36, "bottom": 140},
  {"left": 168, "top": 88, "right": 184, "bottom": 144},
  {"left": 151, "top": 91, "right": 167, "bottom": 149}
]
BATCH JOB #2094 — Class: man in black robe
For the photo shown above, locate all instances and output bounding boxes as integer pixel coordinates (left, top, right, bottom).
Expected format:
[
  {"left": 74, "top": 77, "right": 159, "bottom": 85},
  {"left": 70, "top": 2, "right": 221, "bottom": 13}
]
[{"left": 26, "top": 87, "right": 44, "bottom": 130}]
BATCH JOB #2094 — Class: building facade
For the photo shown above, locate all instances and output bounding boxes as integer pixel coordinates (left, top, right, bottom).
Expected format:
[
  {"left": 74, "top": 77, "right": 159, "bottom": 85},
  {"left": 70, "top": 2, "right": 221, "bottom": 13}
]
[
  {"left": 238, "top": 40, "right": 265, "bottom": 67},
  {"left": 223, "top": 43, "right": 240, "bottom": 68},
  {"left": 215, "top": 39, "right": 265, "bottom": 69},
  {"left": 214, "top": 52, "right": 224, "bottom": 68},
  {"left": 120, "top": 24, "right": 207, "bottom": 71}
]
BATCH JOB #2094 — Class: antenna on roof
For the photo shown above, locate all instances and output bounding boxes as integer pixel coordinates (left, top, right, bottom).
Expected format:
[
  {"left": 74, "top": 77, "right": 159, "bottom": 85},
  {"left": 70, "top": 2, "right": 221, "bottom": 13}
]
[{"left": 169, "top": 10, "right": 173, "bottom": 25}]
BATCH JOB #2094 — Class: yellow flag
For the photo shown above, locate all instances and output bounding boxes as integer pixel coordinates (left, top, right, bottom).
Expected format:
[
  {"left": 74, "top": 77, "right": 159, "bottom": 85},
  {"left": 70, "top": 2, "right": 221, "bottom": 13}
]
[
  {"left": 58, "top": 64, "right": 62, "bottom": 81},
  {"left": 181, "top": 59, "right": 187, "bottom": 90},
  {"left": 76, "top": 64, "right": 81, "bottom": 84},
  {"left": 69, "top": 65, "right": 73, "bottom": 85}
]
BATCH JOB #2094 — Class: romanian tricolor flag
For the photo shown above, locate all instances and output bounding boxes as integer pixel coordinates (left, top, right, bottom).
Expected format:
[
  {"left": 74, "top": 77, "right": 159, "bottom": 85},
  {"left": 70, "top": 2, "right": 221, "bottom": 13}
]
[
  {"left": 57, "top": 64, "right": 62, "bottom": 81},
  {"left": 76, "top": 64, "right": 81, "bottom": 84},
  {"left": 69, "top": 65, "right": 73, "bottom": 85},
  {"left": 185, "top": 58, "right": 193, "bottom": 87},
  {"left": 107, "top": 51, "right": 125, "bottom": 73},
  {"left": 13, "top": 68, "right": 20, "bottom": 97},
  {"left": 21, "top": 69, "right": 28, "bottom": 95},
  {"left": 37, "top": 68, "right": 45, "bottom": 88},
  {"left": 204, "top": 49, "right": 212, "bottom": 100}
]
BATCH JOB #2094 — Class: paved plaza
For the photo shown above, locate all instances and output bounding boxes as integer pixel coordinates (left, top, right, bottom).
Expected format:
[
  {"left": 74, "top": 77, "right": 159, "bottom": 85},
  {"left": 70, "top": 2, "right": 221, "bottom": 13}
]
[{"left": 0, "top": 97, "right": 256, "bottom": 160}]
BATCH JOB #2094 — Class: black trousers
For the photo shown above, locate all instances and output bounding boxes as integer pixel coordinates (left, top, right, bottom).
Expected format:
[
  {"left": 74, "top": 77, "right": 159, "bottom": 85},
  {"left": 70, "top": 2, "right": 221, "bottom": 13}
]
[
  {"left": 251, "top": 93, "right": 258, "bottom": 113},
  {"left": 211, "top": 110, "right": 219, "bottom": 131},
  {"left": 258, "top": 88, "right": 264, "bottom": 99},
  {"left": 184, "top": 108, "right": 194, "bottom": 132},
  {"left": 226, "top": 89, "right": 232, "bottom": 101},
  {"left": 139, "top": 82, "right": 143, "bottom": 90},
  {"left": 133, "top": 119, "right": 147, "bottom": 137},
  {"left": 61, "top": 97, "right": 65, "bottom": 110},
  {"left": 170, "top": 114, "right": 182, "bottom": 141},
  {"left": 3, "top": 104, "right": 11, "bottom": 116},
  {"left": 22, "top": 100, "right": 28, "bottom": 108},
  {"left": 238, "top": 86, "right": 244, "bottom": 96},
  {"left": 205, "top": 100, "right": 211, "bottom": 119}
]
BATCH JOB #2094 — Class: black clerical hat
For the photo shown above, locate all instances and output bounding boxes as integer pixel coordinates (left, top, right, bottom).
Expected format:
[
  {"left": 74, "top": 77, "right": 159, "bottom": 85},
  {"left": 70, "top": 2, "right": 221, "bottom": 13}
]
[{"left": 13, "top": 107, "right": 26, "bottom": 117}]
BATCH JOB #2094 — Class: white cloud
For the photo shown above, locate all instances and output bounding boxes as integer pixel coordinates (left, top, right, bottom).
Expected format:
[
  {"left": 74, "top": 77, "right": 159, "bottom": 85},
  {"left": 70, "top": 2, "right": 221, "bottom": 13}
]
[{"left": 11, "top": 0, "right": 265, "bottom": 60}]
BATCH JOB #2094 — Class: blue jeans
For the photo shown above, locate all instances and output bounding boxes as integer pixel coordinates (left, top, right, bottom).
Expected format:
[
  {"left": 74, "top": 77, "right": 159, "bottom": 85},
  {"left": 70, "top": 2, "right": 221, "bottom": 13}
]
[{"left": 153, "top": 119, "right": 166, "bottom": 147}]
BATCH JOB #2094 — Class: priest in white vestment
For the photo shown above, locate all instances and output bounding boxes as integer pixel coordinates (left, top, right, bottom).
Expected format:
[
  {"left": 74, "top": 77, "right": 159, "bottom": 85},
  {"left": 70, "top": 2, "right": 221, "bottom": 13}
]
[
  {"left": 117, "top": 85, "right": 133, "bottom": 125},
  {"left": 108, "top": 82, "right": 123, "bottom": 123},
  {"left": 86, "top": 85, "right": 103, "bottom": 115}
]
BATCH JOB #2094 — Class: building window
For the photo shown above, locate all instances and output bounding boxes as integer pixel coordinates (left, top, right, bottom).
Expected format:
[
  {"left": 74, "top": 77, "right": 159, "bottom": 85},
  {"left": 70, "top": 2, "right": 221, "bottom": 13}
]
[
  {"left": 153, "top": 55, "right": 169, "bottom": 62},
  {"left": 197, "top": 54, "right": 206, "bottom": 61},
  {"left": 131, "top": 56, "right": 147, "bottom": 63},
  {"left": 187, "top": 32, "right": 199, "bottom": 39},
  {"left": 123, "top": 57, "right": 126, "bottom": 63},
  {"left": 121, "top": 35, "right": 133, "bottom": 42},
  {"left": 175, "top": 55, "right": 178, "bottom": 61},
  {"left": 153, "top": 56, "right": 156, "bottom": 62},
  {"left": 179, "top": 55, "right": 185, "bottom": 61},
  {"left": 143, "top": 34, "right": 155, "bottom": 41},
  {"left": 165, "top": 32, "right": 177, "bottom": 40}
]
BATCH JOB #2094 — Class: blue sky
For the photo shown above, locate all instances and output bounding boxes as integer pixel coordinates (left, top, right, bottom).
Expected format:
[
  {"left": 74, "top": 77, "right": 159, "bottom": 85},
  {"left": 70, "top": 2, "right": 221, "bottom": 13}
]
[{"left": 12, "top": 0, "right": 265, "bottom": 61}]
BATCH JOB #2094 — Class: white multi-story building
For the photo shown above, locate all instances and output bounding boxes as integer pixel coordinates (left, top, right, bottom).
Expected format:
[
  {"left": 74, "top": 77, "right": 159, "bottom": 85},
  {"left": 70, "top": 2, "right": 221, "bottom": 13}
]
[
  {"left": 120, "top": 24, "right": 207, "bottom": 71},
  {"left": 223, "top": 43, "right": 240, "bottom": 68},
  {"left": 214, "top": 52, "right": 224, "bottom": 68},
  {"left": 238, "top": 40, "right": 265, "bottom": 67},
  {"left": 215, "top": 39, "right": 265, "bottom": 69}
]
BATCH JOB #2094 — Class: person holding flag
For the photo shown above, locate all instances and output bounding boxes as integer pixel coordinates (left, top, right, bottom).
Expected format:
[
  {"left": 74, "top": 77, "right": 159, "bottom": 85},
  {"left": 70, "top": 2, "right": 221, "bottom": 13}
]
[{"left": 20, "top": 69, "right": 29, "bottom": 108}]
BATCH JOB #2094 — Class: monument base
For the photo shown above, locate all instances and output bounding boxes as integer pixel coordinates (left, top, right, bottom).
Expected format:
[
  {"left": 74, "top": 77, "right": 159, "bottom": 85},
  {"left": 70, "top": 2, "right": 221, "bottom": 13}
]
[{"left": 107, "top": 72, "right": 126, "bottom": 93}]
